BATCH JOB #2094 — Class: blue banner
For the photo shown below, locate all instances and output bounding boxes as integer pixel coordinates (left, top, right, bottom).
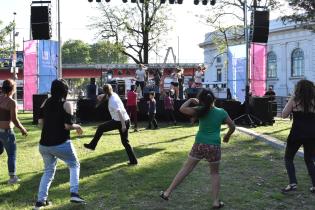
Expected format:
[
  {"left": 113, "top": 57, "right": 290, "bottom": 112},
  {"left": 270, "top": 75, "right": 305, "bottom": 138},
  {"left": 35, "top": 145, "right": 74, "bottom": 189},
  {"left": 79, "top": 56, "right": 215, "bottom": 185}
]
[
  {"left": 38, "top": 40, "right": 58, "bottom": 93},
  {"left": 227, "top": 45, "right": 246, "bottom": 103}
]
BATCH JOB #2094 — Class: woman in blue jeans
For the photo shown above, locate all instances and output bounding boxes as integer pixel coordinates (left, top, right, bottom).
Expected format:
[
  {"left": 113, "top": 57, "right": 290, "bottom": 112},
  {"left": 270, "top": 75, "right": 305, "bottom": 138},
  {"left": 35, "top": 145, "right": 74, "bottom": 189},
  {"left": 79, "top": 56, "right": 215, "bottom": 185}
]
[
  {"left": 34, "top": 79, "right": 85, "bottom": 209},
  {"left": 0, "top": 79, "right": 27, "bottom": 184}
]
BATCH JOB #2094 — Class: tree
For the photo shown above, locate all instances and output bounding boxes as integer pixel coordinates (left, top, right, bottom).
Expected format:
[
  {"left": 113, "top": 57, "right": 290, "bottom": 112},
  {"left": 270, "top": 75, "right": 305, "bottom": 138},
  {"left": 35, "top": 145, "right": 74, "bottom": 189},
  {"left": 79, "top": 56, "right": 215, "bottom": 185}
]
[
  {"left": 89, "top": 41, "right": 128, "bottom": 64},
  {"left": 202, "top": 0, "right": 280, "bottom": 27},
  {"left": 199, "top": 0, "right": 280, "bottom": 60},
  {"left": 281, "top": 0, "right": 315, "bottom": 30},
  {"left": 0, "top": 20, "right": 14, "bottom": 67},
  {"left": 91, "top": 0, "right": 170, "bottom": 64},
  {"left": 62, "top": 40, "right": 91, "bottom": 64}
]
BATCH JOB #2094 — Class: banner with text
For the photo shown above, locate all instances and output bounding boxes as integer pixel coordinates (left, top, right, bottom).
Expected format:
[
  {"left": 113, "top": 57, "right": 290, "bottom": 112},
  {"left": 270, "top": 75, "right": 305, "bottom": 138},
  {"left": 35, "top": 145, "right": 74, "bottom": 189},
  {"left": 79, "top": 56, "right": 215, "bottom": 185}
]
[
  {"left": 227, "top": 44, "right": 247, "bottom": 103},
  {"left": 38, "top": 40, "right": 58, "bottom": 93}
]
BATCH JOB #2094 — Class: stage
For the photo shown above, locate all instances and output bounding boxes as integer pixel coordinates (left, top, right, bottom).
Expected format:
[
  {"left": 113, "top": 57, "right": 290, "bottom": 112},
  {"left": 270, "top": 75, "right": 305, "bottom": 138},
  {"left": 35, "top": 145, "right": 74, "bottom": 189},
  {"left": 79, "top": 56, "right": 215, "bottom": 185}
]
[{"left": 75, "top": 98, "right": 246, "bottom": 123}]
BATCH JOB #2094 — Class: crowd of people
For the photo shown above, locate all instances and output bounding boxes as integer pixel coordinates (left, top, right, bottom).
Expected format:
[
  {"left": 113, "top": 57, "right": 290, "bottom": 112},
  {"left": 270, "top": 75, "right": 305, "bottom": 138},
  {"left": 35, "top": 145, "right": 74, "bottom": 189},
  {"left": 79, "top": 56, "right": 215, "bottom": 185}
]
[{"left": 0, "top": 77, "right": 315, "bottom": 209}]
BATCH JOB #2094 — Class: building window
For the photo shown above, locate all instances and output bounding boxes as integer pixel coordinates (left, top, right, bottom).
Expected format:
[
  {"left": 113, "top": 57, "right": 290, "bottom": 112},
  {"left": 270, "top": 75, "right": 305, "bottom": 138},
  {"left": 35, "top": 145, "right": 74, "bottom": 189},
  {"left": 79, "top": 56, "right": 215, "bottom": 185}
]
[
  {"left": 267, "top": 52, "right": 277, "bottom": 78},
  {"left": 217, "top": 69, "right": 222, "bottom": 82},
  {"left": 291, "top": 48, "right": 304, "bottom": 77},
  {"left": 216, "top": 57, "right": 222, "bottom": 63}
]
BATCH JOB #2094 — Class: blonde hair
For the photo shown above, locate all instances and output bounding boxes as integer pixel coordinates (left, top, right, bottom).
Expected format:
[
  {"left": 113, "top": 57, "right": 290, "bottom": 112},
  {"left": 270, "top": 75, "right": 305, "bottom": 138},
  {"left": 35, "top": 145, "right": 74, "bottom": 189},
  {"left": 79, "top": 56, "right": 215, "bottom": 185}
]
[{"left": 103, "top": 84, "right": 113, "bottom": 96}]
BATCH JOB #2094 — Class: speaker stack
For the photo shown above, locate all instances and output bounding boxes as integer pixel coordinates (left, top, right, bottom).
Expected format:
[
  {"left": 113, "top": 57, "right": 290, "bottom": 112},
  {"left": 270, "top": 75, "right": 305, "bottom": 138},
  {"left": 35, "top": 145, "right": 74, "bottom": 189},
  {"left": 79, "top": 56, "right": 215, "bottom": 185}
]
[
  {"left": 250, "top": 10, "right": 270, "bottom": 43},
  {"left": 31, "top": 6, "right": 52, "bottom": 40}
]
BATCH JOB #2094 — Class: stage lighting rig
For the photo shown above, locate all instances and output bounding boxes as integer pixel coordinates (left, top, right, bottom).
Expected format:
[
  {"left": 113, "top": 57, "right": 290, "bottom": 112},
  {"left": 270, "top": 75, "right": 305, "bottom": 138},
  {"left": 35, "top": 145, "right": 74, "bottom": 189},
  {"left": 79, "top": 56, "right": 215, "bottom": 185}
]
[
  {"left": 177, "top": 0, "right": 183, "bottom": 4},
  {"left": 131, "top": 0, "right": 136, "bottom": 2},
  {"left": 140, "top": 0, "right": 144, "bottom": 3},
  {"left": 169, "top": 0, "right": 175, "bottom": 4},
  {"left": 194, "top": 0, "right": 199, "bottom": 5},
  {"left": 96, "top": 0, "right": 101, "bottom": 2},
  {"left": 210, "top": 0, "right": 216, "bottom": 5},
  {"left": 202, "top": 0, "right": 208, "bottom": 5},
  {"left": 160, "top": 0, "right": 166, "bottom": 3},
  {"left": 88, "top": 0, "right": 93, "bottom": 2},
  {"left": 123, "top": 0, "right": 127, "bottom": 2}
]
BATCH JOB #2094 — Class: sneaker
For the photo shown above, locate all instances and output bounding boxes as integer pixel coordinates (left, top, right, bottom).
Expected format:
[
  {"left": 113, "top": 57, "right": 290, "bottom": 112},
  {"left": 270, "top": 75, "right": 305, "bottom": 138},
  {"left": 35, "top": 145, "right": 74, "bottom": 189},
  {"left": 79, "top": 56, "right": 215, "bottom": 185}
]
[
  {"left": 34, "top": 200, "right": 51, "bottom": 210},
  {"left": 70, "top": 193, "right": 86, "bottom": 204},
  {"left": 8, "top": 176, "right": 20, "bottom": 184},
  {"left": 281, "top": 183, "right": 297, "bottom": 193},
  {"left": 83, "top": 143, "right": 95, "bottom": 151}
]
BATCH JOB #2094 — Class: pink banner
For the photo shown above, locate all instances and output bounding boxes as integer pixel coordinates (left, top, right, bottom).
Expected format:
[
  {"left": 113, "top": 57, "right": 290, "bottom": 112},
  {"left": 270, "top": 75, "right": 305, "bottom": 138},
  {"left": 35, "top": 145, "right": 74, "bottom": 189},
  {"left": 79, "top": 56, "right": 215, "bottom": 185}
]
[
  {"left": 23, "top": 41, "right": 38, "bottom": 110},
  {"left": 250, "top": 43, "right": 267, "bottom": 96}
]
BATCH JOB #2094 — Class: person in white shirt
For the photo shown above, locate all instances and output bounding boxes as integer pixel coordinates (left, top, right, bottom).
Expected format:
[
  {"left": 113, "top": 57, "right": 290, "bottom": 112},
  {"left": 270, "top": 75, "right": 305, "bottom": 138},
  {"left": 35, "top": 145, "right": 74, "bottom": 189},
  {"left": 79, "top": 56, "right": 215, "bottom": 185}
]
[
  {"left": 194, "top": 64, "right": 205, "bottom": 88},
  {"left": 84, "top": 84, "right": 138, "bottom": 165},
  {"left": 170, "top": 68, "right": 183, "bottom": 100},
  {"left": 135, "top": 64, "right": 147, "bottom": 94}
]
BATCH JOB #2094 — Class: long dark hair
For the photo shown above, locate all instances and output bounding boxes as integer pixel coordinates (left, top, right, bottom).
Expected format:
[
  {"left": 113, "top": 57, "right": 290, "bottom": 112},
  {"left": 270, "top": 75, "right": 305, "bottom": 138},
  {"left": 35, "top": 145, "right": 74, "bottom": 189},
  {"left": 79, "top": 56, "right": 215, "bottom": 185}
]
[
  {"left": 2, "top": 79, "right": 16, "bottom": 95},
  {"left": 195, "top": 88, "right": 215, "bottom": 118},
  {"left": 294, "top": 79, "right": 315, "bottom": 113},
  {"left": 50, "top": 79, "right": 69, "bottom": 101}
]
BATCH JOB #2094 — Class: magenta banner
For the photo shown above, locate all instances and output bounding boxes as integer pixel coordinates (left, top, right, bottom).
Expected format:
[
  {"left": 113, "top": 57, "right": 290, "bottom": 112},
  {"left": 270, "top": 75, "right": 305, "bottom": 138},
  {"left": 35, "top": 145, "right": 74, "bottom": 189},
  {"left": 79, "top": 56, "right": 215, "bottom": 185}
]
[
  {"left": 250, "top": 43, "right": 267, "bottom": 96},
  {"left": 23, "top": 40, "right": 38, "bottom": 110}
]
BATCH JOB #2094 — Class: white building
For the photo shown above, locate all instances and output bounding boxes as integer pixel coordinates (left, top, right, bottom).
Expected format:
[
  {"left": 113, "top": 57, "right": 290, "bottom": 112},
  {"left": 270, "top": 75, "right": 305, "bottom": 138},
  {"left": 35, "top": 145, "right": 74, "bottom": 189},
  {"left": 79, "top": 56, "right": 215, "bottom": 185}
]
[{"left": 199, "top": 20, "right": 315, "bottom": 97}]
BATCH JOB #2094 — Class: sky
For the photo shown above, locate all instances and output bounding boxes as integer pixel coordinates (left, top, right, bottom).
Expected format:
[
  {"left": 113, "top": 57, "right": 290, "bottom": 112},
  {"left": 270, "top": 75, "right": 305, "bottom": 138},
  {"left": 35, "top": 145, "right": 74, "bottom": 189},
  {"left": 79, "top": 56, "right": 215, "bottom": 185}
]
[{"left": 0, "top": 0, "right": 290, "bottom": 64}]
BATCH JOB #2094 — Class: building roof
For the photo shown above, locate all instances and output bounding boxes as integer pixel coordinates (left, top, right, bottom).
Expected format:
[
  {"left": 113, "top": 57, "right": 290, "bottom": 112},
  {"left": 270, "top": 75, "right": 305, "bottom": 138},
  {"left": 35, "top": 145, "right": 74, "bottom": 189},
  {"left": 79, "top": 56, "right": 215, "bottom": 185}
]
[{"left": 199, "top": 19, "right": 315, "bottom": 48}]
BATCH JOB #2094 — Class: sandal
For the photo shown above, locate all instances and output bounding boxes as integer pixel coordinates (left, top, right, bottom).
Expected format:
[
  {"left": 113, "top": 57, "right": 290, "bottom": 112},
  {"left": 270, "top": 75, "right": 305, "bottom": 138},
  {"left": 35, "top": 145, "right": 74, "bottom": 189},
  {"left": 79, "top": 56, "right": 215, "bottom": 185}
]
[
  {"left": 212, "top": 200, "right": 224, "bottom": 209},
  {"left": 281, "top": 184, "right": 297, "bottom": 193},
  {"left": 159, "top": 191, "right": 169, "bottom": 201},
  {"left": 310, "top": 187, "right": 315, "bottom": 193}
]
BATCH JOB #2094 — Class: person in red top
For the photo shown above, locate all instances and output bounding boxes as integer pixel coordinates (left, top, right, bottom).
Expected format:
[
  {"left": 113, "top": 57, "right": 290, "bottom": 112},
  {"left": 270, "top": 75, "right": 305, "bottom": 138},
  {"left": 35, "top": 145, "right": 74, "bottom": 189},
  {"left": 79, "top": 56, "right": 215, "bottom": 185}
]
[{"left": 127, "top": 85, "right": 138, "bottom": 132}]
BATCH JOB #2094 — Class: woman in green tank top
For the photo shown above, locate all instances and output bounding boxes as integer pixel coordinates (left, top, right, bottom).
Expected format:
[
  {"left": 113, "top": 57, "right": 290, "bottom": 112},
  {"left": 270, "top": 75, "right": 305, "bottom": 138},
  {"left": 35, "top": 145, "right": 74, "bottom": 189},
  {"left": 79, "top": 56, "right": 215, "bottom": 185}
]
[{"left": 160, "top": 88, "right": 235, "bottom": 209}]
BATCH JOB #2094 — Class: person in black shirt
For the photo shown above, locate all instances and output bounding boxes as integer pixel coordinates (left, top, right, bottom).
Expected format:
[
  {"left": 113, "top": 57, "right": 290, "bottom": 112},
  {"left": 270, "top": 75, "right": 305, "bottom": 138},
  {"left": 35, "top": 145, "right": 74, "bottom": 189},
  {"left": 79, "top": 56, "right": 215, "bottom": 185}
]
[
  {"left": 86, "top": 78, "right": 97, "bottom": 100},
  {"left": 34, "top": 79, "right": 85, "bottom": 209},
  {"left": 146, "top": 92, "right": 158, "bottom": 129},
  {"left": 281, "top": 80, "right": 315, "bottom": 194},
  {"left": 264, "top": 86, "right": 276, "bottom": 101}
]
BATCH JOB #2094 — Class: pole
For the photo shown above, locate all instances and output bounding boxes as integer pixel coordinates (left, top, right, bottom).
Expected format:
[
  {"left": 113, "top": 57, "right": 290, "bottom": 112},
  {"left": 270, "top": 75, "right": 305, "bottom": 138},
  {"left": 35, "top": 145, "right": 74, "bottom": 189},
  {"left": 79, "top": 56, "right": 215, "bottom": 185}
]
[
  {"left": 12, "top": 12, "right": 18, "bottom": 102},
  {"left": 244, "top": 0, "right": 249, "bottom": 88},
  {"left": 177, "top": 36, "right": 179, "bottom": 64},
  {"left": 58, "top": 0, "right": 62, "bottom": 78}
]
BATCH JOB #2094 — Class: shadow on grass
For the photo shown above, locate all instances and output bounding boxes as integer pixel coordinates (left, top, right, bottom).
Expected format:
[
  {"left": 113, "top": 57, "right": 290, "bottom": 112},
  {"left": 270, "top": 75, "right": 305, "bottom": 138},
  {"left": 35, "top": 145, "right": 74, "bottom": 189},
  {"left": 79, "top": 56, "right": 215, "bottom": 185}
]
[
  {"left": 139, "top": 134, "right": 196, "bottom": 147},
  {"left": 263, "top": 127, "right": 290, "bottom": 135},
  {"left": 0, "top": 147, "right": 163, "bottom": 208}
]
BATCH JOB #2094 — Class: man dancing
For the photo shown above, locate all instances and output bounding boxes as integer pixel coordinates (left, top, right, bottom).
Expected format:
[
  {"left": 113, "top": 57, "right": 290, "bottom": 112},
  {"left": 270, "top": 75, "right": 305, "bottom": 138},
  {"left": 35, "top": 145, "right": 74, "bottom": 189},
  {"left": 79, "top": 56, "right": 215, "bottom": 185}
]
[{"left": 84, "top": 84, "right": 138, "bottom": 165}]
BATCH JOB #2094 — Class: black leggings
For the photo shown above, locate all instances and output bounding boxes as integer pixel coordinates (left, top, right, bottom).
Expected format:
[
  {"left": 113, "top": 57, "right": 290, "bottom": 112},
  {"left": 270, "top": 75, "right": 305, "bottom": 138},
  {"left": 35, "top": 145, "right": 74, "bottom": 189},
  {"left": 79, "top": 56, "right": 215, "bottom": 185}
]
[
  {"left": 147, "top": 113, "right": 158, "bottom": 129},
  {"left": 165, "top": 109, "right": 176, "bottom": 123},
  {"left": 89, "top": 120, "right": 137, "bottom": 164},
  {"left": 284, "top": 138, "right": 315, "bottom": 186}
]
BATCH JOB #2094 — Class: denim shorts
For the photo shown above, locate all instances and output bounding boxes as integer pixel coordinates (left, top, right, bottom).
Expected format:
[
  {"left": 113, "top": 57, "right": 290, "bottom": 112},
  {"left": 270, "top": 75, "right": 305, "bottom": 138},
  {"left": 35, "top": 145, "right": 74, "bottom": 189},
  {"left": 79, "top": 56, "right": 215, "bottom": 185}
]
[{"left": 189, "top": 143, "right": 221, "bottom": 163}]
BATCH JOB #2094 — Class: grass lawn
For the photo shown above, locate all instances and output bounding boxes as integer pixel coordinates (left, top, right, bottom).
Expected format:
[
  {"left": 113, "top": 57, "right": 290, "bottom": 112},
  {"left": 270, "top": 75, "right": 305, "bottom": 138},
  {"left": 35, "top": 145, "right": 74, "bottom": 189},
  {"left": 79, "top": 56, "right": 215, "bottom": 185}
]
[
  {"left": 250, "top": 118, "right": 292, "bottom": 142},
  {"left": 0, "top": 113, "right": 314, "bottom": 210}
]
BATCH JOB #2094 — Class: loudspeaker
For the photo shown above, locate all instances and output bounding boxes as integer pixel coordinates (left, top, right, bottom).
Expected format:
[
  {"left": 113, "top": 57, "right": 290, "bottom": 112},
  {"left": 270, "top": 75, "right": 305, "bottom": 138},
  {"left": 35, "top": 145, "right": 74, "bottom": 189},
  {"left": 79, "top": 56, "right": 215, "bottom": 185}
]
[
  {"left": 249, "top": 97, "right": 274, "bottom": 125},
  {"left": 33, "top": 94, "right": 48, "bottom": 124},
  {"left": 31, "top": 6, "right": 52, "bottom": 40},
  {"left": 250, "top": 10, "right": 270, "bottom": 43}
]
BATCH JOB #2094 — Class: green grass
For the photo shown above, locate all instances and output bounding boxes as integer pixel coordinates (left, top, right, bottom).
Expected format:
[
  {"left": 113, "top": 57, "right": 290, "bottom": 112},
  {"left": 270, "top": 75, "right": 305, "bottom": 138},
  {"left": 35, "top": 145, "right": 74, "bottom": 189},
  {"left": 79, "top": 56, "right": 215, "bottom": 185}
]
[
  {"left": 0, "top": 114, "right": 314, "bottom": 209},
  {"left": 250, "top": 118, "right": 292, "bottom": 142}
]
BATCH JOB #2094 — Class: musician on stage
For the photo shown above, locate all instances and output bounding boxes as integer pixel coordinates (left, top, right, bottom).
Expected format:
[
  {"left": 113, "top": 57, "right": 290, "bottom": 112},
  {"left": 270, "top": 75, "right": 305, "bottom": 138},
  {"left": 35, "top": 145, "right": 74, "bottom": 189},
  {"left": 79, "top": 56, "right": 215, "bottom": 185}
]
[
  {"left": 194, "top": 64, "right": 206, "bottom": 88},
  {"left": 135, "top": 64, "right": 147, "bottom": 95},
  {"left": 170, "top": 67, "right": 183, "bottom": 100}
]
